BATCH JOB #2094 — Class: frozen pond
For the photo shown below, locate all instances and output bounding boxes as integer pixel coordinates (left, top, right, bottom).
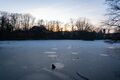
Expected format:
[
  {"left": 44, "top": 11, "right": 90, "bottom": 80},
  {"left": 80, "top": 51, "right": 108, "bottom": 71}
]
[{"left": 0, "top": 40, "right": 120, "bottom": 80}]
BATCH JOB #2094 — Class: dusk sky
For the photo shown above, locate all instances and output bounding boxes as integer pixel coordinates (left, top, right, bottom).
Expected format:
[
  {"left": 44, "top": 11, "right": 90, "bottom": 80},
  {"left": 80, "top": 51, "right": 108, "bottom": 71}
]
[{"left": 0, "top": 0, "right": 107, "bottom": 25}]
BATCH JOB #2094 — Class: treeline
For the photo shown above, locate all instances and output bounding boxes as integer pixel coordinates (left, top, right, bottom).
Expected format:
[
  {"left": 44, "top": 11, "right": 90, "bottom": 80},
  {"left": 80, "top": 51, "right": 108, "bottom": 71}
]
[
  {"left": 103, "top": 0, "right": 120, "bottom": 40},
  {"left": 0, "top": 11, "right": 109, "bottom": 40}
]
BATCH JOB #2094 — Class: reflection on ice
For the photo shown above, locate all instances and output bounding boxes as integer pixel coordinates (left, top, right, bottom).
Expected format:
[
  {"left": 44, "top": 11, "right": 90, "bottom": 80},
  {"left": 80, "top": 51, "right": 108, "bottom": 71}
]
[
  {"left": 44, "top": 51, "right": 56, "bottom": 54},
  {"left": 53, "top": 63, "right": 64, "bottom": 69},
  {"left": 106, "top": 47, "right": 120, "bottom": 59},
  {"left": 71, "top": 52, "right": 78, "bottom": 55},
  {"left": 67, "top": 45, "right": 72, "bottom": 49},
  {"left": 47, "top": 55, "right": 58, "bottom": 58},
  {"left": 100, "top": 54, "right": 109, "bottom": 57},
  {"left": 51, "top": 48, "right": 58, "bottom": 50},
  {"left": 108, "top": 46, "right": 115, "bottom": 49}
]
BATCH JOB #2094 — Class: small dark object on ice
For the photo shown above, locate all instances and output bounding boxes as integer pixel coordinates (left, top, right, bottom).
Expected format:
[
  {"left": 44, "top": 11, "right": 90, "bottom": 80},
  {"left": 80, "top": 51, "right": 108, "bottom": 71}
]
[{"left": 51, "top": 64, "right": 56, "bottom": 70}]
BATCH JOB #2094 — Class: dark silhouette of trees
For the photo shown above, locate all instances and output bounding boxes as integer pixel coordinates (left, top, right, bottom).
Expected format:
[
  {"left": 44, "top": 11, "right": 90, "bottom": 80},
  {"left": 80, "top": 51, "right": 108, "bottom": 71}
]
[
  {"left": 37, "top": 19, "right": 44, "bottom": 26},
  {"left": 0, "top": 11, "right": 114, "bottom": 40},
  {"left": 103, "top": 0, "right": 120, "bottom": 40},
  {"left": 70, "top": 18, "right": 75, "bottom": 31},
  {"left": 47, "top": 21, "right": 55, "bottom": 31},
  {"left": 0, "top": 11, "right": 12, "bottom": 32},
  {"left": 47, "top": 21, "right": 61, "bottom": 32},
  {"left": 29, "top": 25, "right": 48, "bottom": 39},
  {"left": 106, "top": 0, "right": 120, "bottom": 32},
  {"left": 21, "top": 14, "right": 35, "bottom": 31},
  {"left": 75, "top": 18, "right": 94, "bottom": 32},
  {"left": 56, "top": 21, "right": 61, "bottom": 32}
]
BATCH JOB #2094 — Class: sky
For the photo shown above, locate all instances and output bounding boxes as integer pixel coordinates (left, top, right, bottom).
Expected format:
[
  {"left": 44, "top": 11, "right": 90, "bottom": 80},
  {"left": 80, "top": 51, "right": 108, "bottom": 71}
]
[{"left": 0, "top": 0, "right": 107, "bottom": 25}]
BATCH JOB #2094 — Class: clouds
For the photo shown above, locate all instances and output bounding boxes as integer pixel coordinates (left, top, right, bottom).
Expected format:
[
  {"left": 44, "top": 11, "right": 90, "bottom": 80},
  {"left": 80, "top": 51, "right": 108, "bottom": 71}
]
[
  {"left": 0, "top": 0, "right": 106, "bottom": 25},
  {"left": 26, "top": 7, "right": 72, "bottom": 22}
]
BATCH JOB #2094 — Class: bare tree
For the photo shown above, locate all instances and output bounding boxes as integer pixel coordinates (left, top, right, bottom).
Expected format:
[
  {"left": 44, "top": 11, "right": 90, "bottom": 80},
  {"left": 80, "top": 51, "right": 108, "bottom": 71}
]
[
  {"left": 10, "top": 13, "right": 20, "bottom": 31},
  {"left": 21, "top": 14, "right": 35, "bottom": 30},
  {"left": 0, "top": 11, "right": 13, "bottom": 32},
  {"left": 56, "top": 21, "right": 61, "bottom": 32},
  {"left": 37, "top": 19, "right": 44, "bottom": 26},
  {"left": 70, "top": 18, "right": 75, "bottom": 31},
  {"left": 64, "top": 23, "right": 70, "bottom": 31},
  {"left": 106, "top": 0, "right": 120, "bottom": 30},
  {"left": 48, "top": 21, "right": 59, "bottom": 32},
  {"left": 75, "top": 18, "right": 94, "bottom": 32}
]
